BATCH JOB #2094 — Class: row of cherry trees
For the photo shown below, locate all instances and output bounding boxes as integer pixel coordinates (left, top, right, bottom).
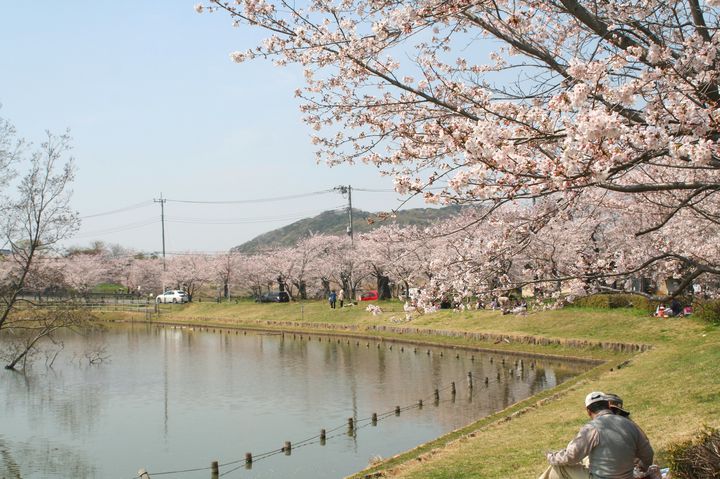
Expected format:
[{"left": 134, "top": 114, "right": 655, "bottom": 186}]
[{"left": 8, "top": 200, "right": 717, "bottom": 306}]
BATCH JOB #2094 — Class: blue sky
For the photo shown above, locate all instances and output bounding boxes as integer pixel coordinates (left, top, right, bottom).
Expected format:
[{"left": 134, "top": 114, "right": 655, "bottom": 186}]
[{"left": 0, "top": 2, "right": 425, "bottom": 253}]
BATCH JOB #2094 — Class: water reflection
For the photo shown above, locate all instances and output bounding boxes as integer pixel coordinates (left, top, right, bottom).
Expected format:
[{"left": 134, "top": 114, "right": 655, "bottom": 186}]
[
  {"left": 0, "top": 425, "right": 97, "bottom": 478},
  {"left": 0, "top": 324, "right": 591, "bottom": 478}
]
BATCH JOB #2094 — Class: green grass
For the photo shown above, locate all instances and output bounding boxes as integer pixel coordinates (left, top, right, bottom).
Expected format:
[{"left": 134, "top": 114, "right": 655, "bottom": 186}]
[{"left": 101, "top": 300, "right": 720, "bottom": 478}]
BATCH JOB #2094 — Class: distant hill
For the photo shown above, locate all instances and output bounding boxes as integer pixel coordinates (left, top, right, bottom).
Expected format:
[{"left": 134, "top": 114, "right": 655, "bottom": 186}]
[{"left": 233, "top": 205, "right": 463, "bottom": 253}]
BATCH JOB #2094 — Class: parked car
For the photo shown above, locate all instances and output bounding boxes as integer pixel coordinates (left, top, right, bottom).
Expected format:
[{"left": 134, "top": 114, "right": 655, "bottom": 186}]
[
  {"left": 156, "top": 290, "right": 189, "bottom": 304},
  {"left": 255, "top": 291, "right": 290, "bottom": 303},
  {"left": 359, "top": 290, "right": 379, "bottom": 301}
]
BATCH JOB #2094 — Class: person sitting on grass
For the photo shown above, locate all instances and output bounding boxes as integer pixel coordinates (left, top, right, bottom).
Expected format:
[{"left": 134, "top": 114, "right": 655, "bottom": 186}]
[
  {"left": 538, "top": 392, "right": 654, "bottom": 479},
  {"left": 670, "top": 299, "right": 682, "bottom": 317}
]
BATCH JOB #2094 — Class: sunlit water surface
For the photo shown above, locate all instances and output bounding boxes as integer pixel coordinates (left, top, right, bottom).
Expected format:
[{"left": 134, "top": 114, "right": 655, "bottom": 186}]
[{"left": 0, "top": 323, "right": 591, "bottom": 478}]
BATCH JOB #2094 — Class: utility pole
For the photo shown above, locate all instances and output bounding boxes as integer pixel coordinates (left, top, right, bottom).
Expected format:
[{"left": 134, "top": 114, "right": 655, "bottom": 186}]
[
  {"left": 334, "top": 185, "right": 354, "bottom": 246},
  {"left": 334, "top": 185, "right": 354, "bottom": 300},
  {"left": 154, "top": 193, "right": 167, "bottom": 271}
]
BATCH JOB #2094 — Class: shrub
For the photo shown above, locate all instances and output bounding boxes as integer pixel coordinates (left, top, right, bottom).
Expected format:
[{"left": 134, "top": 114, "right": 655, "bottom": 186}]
[
  {"left": 609, "top": 294, "right": 652, "bottom": 311},
  {"left": 666, "top": 427, "right": 720, "bottom": 479},
  {"left": 573, "top": 295, "right": 611, "bottom": 308},
  {"left": 693, "top": 300, "right": 720, "bottom": 325},
  {"left": 573, "top": 294, "right": 651, "bottom": 311}
]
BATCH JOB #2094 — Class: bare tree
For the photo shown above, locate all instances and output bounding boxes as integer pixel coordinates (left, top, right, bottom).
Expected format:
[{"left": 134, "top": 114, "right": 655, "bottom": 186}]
[
  {"left": 0, "top": 130, "right": 81, "bottom": 370},
  {"left": 0, "top": 113, "right": 20, "bottom": 191}
]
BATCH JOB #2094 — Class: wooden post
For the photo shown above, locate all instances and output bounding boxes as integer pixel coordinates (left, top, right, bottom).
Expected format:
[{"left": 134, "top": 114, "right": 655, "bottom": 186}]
[
  {"left": 418, "top": 399, "right": 423, "bottom": 408},
  {"left": 372, "top": 413, "right": 378, "bottom": 426},
  {"left": 348, "top": 417, "right": 354, "bottom": 432},
  {"left": 468, "top": 371, "right": 474, "bottom": 389},
  {"left": 395, "top": 406, "right": 401, "bottom": 416},
  {"left": 485, "top": 377, "right": 489, "bottom": 385},
  {"left": 245, "top": 453, "right": 253, "bottom": 469},
  {"left": 211, "top": 461, "right": 219, "bottom": 477},
  {"left": 434, "top": 388, "right": 440, "bottom": 404},
  {"left": 284, "top": 441, "right": 292, "bottom": 455},
  {"left": 451, "top": 381, "right": 456, "bottom": 395},
  {"left": 320, "top": 429, "right": 326, "bottom": 445}
]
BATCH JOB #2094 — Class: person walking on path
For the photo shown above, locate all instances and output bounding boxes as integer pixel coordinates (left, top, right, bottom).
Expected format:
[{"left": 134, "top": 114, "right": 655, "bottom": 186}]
[
  {"left": 538, "top": 392, "right": 654, "bottom": 479},
  {"left": 338, "top": 289, "right": 345, "bottom": 308},
  {"left": 328, "top": 290, "right": 337, "bottom": 309}
]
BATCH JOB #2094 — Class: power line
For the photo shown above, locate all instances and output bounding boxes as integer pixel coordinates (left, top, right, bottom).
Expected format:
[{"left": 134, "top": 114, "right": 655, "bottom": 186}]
[
  {"left": 354, "top": 186, "right": 446, "bottom": 193},
  {"left": 76, "top": 187, "right": 434, "bottom": 222},
  {"left": 80, "top": 200, "right": 154, "bottom": 219},
  {"left": 74, "top": 218, "right": 159, "bottom": 238},
  {"left": 163, "top": 206, "right": 346, "bottom": 225},
  {"left": 353, "top": 187, "right": 395, "bottom": 192},
  {"left": 165, "top": 189, "right": 335, "bottom": 205},
  {"left": 74, "top": 205, "right": 346, "bottom": 238}
]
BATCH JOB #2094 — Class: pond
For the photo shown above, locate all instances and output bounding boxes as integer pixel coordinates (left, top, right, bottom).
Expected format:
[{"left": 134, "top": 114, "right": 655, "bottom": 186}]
[{"left": 0, "top": 323, "right": 592, "bottom": 478}]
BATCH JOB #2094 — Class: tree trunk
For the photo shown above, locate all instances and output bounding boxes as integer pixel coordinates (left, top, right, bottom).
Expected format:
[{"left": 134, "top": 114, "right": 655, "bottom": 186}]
[
  {"left": 340, "top": 272, "right": 351, "bottom": 299},
  {"left": 377, "top": 275, "right": 392, "bottom": 299},
  {"left": 321, "top": 278, "right": 330, "bottom": 299}
]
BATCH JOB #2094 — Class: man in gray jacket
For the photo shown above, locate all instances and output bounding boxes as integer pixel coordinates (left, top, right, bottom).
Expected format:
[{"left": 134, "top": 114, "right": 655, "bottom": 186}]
[{"left": 538, "top": 391, "right": 654, "bottom": 479}]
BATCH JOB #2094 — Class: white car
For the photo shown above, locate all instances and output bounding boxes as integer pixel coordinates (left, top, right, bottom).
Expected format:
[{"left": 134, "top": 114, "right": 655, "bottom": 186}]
[{"left": 156, "top": 290, "right": 188, "bottom": 304}]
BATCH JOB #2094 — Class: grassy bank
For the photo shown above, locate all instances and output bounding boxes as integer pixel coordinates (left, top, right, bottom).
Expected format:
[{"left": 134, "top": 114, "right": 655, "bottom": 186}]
[{"left": 102, "top": 300, "right": 720, "bottom": 478}]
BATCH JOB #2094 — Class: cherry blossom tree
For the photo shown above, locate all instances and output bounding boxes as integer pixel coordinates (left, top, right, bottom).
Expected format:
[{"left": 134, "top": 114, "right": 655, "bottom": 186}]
[
  {"left": 234, "top": 253, "right": 273, "bottom": 298},
  {"left": 163, "top": 254, "right": 213, "bottom": 299},
  {"left": 109, "top": 256, "right": 163, "bottom": 297},
  {"left": 331, "top": 239, "right": 372, "bottom": 299},
  {"left": 200, "top": 0, "right": 720, "bottom": 291},
  {"left": 285, "top": 234, "right": 338, "bottom": 299},
  {"left": 211, "top": 251, "right": 243, "bottom": 299},
  {"left": 358, "top": 226, "right": 412, "bottom": 299},
  {"left": 60, "top": 253, "right": 108, "bottom": 296}
]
